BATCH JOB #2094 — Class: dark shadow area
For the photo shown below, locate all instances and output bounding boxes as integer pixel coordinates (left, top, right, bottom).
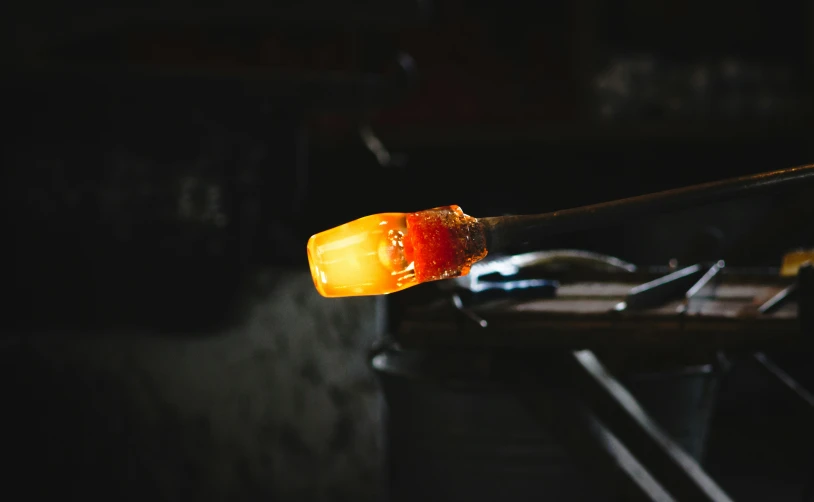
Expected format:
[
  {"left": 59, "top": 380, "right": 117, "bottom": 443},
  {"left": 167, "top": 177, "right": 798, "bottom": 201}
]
[{"left": 2, "top": 0, "right": 813, "bottom": 500}]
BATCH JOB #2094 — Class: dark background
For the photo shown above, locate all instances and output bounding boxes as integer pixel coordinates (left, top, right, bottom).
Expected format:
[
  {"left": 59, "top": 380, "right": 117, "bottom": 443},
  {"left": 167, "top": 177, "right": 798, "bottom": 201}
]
[{"left": 2, "top": 0, "right": 814, "bottom": 500}]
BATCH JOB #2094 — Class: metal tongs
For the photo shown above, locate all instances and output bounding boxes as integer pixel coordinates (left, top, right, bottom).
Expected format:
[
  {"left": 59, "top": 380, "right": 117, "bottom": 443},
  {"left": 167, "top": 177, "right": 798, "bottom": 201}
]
[
  {"left": 440, "top": 249, "right": 637, "bottom": 307},
  {"left": 613, "top": 260, "right": 726, "bottom": 314}
]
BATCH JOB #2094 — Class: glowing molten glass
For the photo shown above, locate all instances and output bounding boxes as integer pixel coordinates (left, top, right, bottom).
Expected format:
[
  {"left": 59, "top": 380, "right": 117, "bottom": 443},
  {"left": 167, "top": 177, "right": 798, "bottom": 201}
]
[{"left": 307, "top": 205, "right": 488, "bottom": 297}]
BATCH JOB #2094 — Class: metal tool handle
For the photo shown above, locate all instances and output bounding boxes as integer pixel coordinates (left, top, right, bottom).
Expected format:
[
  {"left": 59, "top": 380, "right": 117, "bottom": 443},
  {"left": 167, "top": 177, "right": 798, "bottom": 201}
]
[{"left": 483, "top": 164, "right": 814, "bottom": 252}]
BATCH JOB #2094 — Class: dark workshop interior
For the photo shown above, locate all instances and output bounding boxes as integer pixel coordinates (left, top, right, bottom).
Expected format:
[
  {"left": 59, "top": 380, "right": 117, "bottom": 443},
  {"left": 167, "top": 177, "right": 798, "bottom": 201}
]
[{"left": 2, "top": 0, "right": 814, "bottom": 501}]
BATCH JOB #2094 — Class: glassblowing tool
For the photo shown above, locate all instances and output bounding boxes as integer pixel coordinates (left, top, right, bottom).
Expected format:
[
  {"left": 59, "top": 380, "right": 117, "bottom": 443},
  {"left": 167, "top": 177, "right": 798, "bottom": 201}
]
[{"left": 307, "top": 164, "right": 814, "bottom": 298}]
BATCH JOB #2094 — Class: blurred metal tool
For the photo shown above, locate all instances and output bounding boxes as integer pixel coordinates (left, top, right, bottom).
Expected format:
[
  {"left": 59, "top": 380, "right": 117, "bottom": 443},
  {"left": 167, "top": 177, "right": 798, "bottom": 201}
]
[
  {"left": 447, "top": 249, "right": 635, "bottom": 289},
  {"left": 752, "top": 352, "right": 814, "bottom": 412},
  {"left": 677, "top": 260, "right": 726, "bottom": 315},
  {"left": 454, "top": 278, "right": 559, "bottom": 306},
  {"left": 614, "top": 264, "right": 707, "bottom": 312},
  {"left": 450, "top": 293, "right": 489, "bottom": 328},
  {"left": 444, "top": 249, "right": 637, "bottom": 307},
  {"left": 757, "top": 283, "right": 797, "bottom": 315}
]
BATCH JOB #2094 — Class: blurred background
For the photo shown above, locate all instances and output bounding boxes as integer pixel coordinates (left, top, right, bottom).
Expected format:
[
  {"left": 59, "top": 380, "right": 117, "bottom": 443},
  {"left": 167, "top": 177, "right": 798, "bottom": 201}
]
[{"left": 2, "top": 0, "right": 813, "bottom": 500}]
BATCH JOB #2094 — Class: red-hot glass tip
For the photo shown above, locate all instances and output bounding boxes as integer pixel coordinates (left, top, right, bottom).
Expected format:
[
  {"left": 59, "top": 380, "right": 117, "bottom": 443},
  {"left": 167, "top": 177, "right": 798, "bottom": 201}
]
[{"left": 307, "top": 205, "right": 487, "bottom": 297}]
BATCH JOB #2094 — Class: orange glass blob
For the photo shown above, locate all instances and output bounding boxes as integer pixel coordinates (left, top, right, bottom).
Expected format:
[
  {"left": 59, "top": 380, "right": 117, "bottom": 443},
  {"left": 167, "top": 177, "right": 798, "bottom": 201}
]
[
  {"left": 406, "top": 205, "right": 488, "bottom": 283},
  {"left": 307, "top": 213, "right": 416, "bottom": 297},
  {"left": 307, "top": 205, "right": 488, "bottom": 297}
]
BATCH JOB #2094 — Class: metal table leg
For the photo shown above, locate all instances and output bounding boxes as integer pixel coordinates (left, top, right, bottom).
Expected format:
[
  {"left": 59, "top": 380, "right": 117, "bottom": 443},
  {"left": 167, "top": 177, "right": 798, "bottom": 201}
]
[{"left": 514, "top": 350, "right": 733, "bottom": 502}]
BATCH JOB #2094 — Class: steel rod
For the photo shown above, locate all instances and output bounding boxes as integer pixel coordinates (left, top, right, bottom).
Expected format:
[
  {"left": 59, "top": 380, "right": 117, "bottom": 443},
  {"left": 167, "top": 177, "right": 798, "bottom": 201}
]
[{"left": 482, "top": 164, "right": 814, "bottom": 252}]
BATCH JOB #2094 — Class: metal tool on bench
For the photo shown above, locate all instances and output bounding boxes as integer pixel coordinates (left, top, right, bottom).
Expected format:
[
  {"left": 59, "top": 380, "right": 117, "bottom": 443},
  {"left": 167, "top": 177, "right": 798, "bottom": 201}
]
[
  {"left": 443, "top": 249, "right": 637, "bottom": 307},
  {"left": 442, "top": 249, "right": 638, "bottom": 331},
  {"left": 610, "top": 258, "right": 814, "bottom": 423},
  {"left": 757, "top": 284, "right": 798, "bottom": 315},
  {"left": 613, "top": 261, "right": 725, "bottom": 313}
]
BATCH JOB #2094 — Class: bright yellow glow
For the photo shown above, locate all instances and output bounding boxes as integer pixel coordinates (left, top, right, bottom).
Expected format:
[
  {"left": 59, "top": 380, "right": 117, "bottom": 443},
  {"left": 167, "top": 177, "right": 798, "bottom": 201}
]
[
  {"left": 780, "top": 249, "right": 814, "bottom": 277},
  {"left": 307, "top": 205, "right": 489, "bottom": 298},
  {"left": 307, "top": 213, "right": 417, "bottom": 297}
]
